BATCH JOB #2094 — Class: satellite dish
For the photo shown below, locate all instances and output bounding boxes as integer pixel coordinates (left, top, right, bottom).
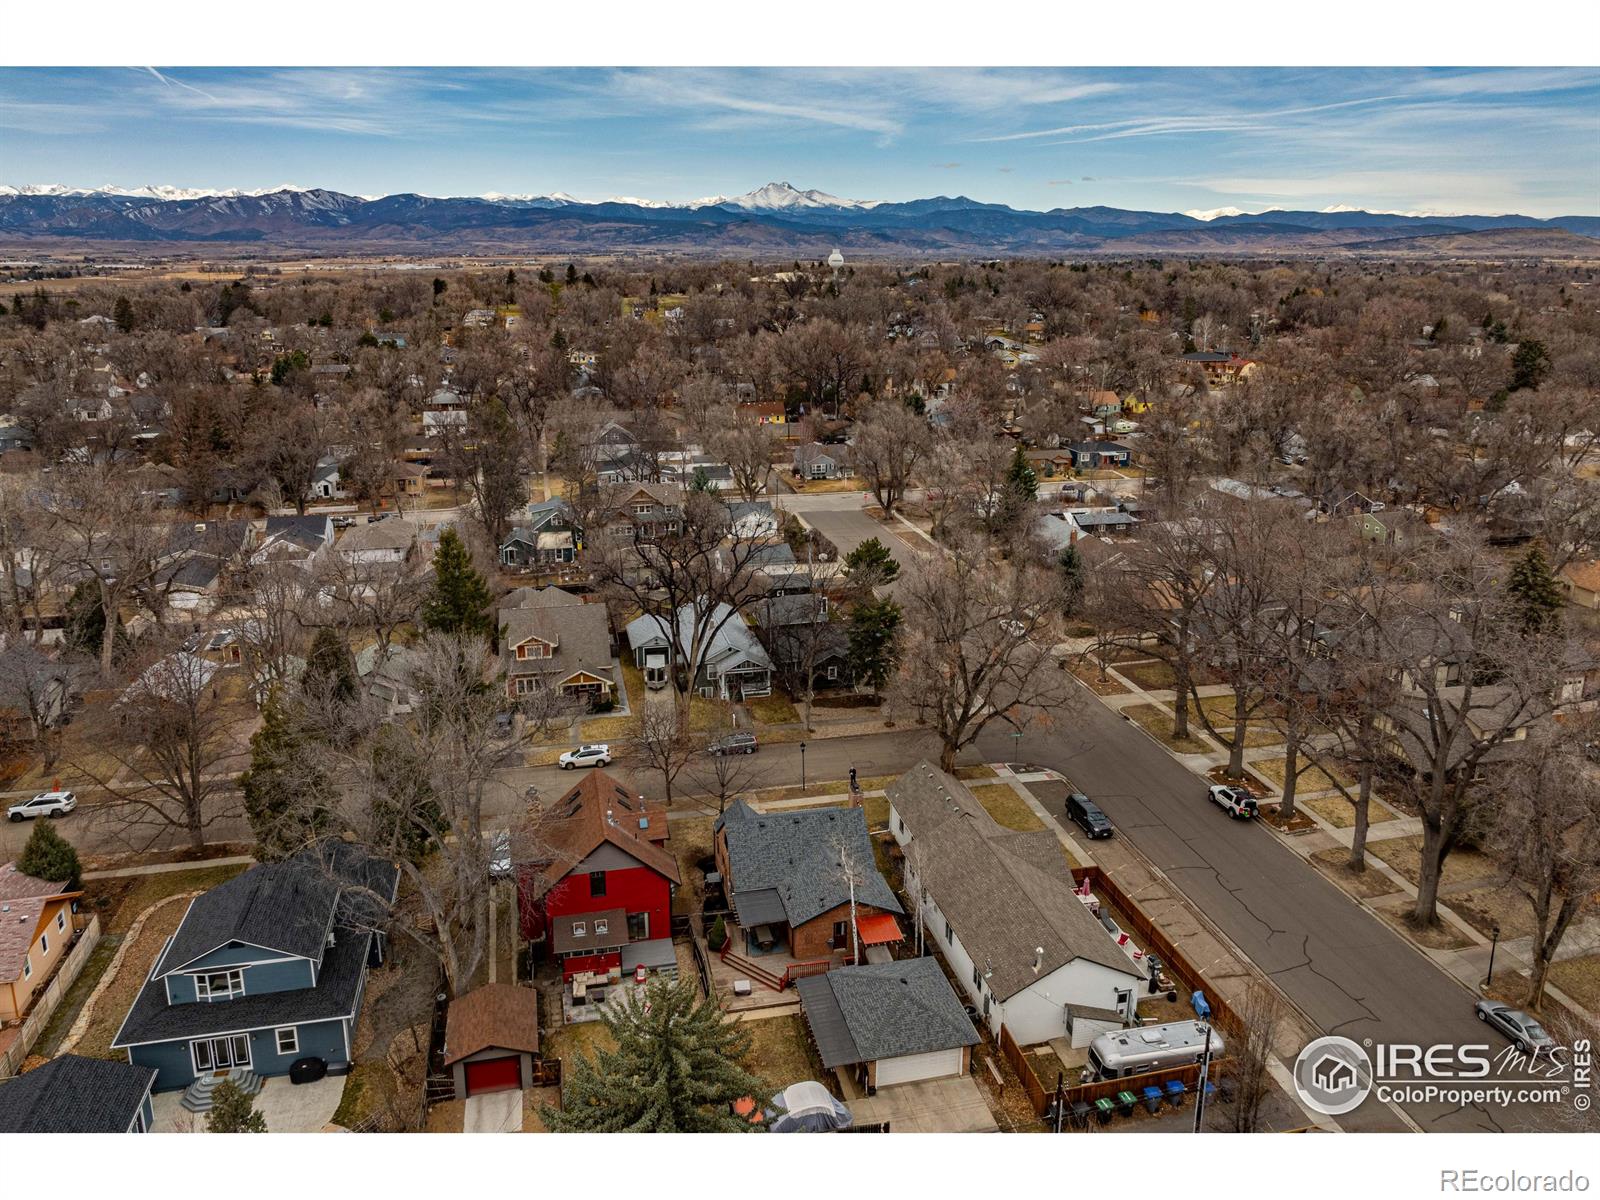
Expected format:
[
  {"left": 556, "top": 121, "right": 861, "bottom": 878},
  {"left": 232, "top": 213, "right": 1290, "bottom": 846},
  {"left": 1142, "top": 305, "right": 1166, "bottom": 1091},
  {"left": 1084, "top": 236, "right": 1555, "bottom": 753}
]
[{"left": 827, "top": 248, "right": 844, "bottom": 270}]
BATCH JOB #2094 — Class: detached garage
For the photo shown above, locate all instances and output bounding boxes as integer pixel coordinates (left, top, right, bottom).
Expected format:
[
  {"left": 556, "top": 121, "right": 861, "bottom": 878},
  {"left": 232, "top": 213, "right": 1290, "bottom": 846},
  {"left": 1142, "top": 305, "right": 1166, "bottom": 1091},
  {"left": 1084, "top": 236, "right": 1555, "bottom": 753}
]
[
  {"left": 444, "top": 983, "right": 542, "bottom": 1099},
  {"left": 796, "top": 958, "right": 979, "bottom": 1094}
]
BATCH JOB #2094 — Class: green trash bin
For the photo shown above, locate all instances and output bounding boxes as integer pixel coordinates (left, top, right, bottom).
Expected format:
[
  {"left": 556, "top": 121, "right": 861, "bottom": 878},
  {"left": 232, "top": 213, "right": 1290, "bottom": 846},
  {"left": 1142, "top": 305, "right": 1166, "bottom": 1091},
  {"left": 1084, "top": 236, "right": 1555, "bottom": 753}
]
[
  {"left": 1094, "top": 1097, "right": 1116, "bottom": 1125},
  {"left": 1115, "top": 1090, "right": 1137, "bottom": 1117}
]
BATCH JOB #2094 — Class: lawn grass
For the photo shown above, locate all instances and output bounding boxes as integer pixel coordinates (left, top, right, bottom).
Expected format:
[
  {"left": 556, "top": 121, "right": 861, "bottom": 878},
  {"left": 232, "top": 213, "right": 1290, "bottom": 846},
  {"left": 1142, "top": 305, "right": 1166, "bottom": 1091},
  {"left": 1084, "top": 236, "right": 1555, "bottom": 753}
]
[
  {"left": 579, "top": 714, "right": 641, "bottom": 741},
  {"left": 1117, "top": 660, "right": 1178, "bottom": 691},
  {"left": 669, "top": 813, "right": 715, "bottom": 915},
  {"left": 787, "top": 478, "right": 862, "bottom": 495},
  {"left": 1249, "top": 755, "right": 1353, "bottom": 793},
  {"left": 1447, "top": 886, "right": 1537, "bottom": 941},
  {"left": 748, "top": 693, "right": 800, "bottom": 725},
  {"left": 85, "top": 862, "right": 250, "bottom": 934},
  {"left": 332, "top": 1059, "right": 397, "bottom": 1128},
  {"left": 70, "top": 898, "right": 192, "bottom": 1060},
  {"left": 953, "top": 764, "right": 997, "bottom": 781},
  {"left": 32, "top": 934, "right": 121, "bottom": 1058},
  {"left": 1119, "top": 703, "right": 1212, "bottom": 754},
  {"left": 1548, "top": 955, "right": 1600, "bottom": 1014},
  {"left": 1299, "top": 791, "right": 1398, "bottom": 829},
  {"left": 967, "top": 783, "right": 1044, "bottom": 832},
  {"left": 1371, "top": 895, "right": 1476, "bottom": 951},
  {"left": 1185, "top": 695, "right": 1281, "bottom": 748},
  {"left": 740, "top": 1013, "right": 825, "bottom": 1094},
  {"left": 1367, "top": 835, "right": 1499, "bottom": 891},
  {"left": 1308, "top": 848, "right": 1405, "bottom": 900},
  {"left": 544, "top": 1017, "right": 618, "bottom": 1068}
]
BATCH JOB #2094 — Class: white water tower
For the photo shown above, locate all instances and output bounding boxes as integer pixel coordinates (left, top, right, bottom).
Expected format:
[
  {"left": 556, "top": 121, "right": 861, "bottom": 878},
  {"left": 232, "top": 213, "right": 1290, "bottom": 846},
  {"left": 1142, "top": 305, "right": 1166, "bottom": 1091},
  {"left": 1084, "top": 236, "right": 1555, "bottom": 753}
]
[{"left": 827, "top": 247, "right": 844, "bottom": 273}]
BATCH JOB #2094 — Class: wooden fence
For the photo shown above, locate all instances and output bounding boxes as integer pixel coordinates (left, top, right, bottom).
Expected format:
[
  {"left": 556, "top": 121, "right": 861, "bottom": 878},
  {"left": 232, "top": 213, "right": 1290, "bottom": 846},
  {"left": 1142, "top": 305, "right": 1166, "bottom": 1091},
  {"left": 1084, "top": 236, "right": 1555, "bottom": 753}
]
[
  {"left": 0, "top": 914, "right": 102, "bottom": 1079},
  {"left": 1070, "top": 866, "right": 1244, "bottom": 1040},
  {"left": 999, "top": 1026, "right": 1052, "bottom": 1116},
  {"left": 530, "top": 1058, "right": 563, "bottom": 1088}
]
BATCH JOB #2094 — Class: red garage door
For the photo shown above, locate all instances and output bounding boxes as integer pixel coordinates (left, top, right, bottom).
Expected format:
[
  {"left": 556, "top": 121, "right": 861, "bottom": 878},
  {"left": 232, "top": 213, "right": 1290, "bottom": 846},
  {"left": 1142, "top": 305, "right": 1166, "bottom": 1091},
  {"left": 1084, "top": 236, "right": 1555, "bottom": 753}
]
[{"left": 464, "top": 1056, "right": 522, "bottom": 1096}]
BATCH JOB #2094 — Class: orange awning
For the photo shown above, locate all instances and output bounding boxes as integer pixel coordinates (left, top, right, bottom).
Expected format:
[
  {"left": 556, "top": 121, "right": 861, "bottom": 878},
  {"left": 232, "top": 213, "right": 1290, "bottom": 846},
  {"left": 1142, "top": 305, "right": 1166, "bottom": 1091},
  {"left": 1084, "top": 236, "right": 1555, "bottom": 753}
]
[{"left": 857, "top": 913, "right": 903, "bottom": 946}]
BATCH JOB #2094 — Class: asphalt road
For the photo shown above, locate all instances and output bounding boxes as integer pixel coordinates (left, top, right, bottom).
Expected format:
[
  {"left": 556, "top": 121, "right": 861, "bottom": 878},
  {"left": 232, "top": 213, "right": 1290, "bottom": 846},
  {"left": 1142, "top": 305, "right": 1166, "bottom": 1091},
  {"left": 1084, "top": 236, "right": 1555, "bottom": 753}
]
[{"left": 22, "top": 667, "right": 1560, "bottom": 1131}]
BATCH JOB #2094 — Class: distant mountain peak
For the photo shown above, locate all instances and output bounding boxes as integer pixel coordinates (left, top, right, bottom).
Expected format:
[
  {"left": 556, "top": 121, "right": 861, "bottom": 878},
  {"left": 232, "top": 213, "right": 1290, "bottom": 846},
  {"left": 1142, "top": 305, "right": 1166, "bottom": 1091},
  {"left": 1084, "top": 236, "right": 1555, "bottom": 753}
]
[{"left": 690, "top": 181, "right": 881, "bottom": 212}]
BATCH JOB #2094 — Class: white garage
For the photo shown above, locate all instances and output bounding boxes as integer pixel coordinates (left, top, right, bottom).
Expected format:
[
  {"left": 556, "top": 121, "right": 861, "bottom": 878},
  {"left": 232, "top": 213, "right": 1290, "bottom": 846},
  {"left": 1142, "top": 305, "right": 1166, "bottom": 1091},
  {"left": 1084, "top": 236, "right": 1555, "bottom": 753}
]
[
  {"left": 796, "top": 958, "right": 980, "bottom": 1093},
  {"left": 873, "top": 1047, "right": 967, "bottom": 1088}
]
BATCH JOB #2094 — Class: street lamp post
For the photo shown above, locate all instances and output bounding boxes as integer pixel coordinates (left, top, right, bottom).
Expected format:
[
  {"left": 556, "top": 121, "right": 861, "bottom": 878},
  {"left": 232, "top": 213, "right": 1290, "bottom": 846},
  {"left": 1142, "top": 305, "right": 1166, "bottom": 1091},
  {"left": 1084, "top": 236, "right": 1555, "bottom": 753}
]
[
  {"left": 799, "top": 741, "right": 807, "bottom": 791},
  {"left": 1484, "top": 922, "right": 1501, "bottom": 988}
]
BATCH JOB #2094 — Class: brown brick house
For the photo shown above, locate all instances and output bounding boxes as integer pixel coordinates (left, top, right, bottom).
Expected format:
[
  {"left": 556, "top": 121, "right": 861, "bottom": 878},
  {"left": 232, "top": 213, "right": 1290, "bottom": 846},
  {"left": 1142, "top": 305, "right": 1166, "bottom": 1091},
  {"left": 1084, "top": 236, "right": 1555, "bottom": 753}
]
[{"left": 712, "top": 800, "right": 902, "bottom": 964}]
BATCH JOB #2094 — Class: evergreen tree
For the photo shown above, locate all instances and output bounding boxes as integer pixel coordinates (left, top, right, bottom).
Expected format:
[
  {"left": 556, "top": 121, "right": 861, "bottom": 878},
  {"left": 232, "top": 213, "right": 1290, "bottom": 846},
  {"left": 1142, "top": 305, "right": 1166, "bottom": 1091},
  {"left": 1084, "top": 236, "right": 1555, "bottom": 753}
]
[
  {"left": 1005, "top": 442, "right": 1038, "bottom": 503},
  {"left": 239, "top": 687, "right": 331, "bottom": 861},
  {"left": 112, "top": 295, "right": 135, "bottom": 333},
  {"left": 1057, "top": 543, "right": 1086, "bottom": 616},
  {"left": 689, "top": 465, "right": 715, "bottom": 494},
  {"left": 302, "top": 627, "right": 358, "bottom": 705},
  {"left": 843, "top": 537, "right": 900, "bottom": 588},
  {"left": 565, "top": 263, "right": 579, "bottom": 286},
  {"left": 205, "top": 1080, "right": 267, "bottom": 1132},
  {"left": 17, "top": 819, "right": 81, "bottom": 890},
  {"left": 542, "top": 978, "right": 767, "bottom": 1132},
  {"left": 1509, "top": 339, "right": 1551, "bottom": 392},
  {"left": 421, "top": 528, "right": 494, "bottom": 639},
  {"left": 1507, "top": 543, "right": 1563, "bottom": 635},
  {"left": 847, "top": 596, "right": 903, "bottom": 702},
  {"left": 63, "top": 580, "right": 108, "bottom": 658}
]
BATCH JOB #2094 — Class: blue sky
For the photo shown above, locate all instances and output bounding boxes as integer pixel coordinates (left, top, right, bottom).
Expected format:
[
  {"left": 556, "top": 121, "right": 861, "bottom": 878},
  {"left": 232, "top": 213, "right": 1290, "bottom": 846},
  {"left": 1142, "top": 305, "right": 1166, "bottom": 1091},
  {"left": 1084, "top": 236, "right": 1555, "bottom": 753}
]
[{"left": 3, "top": 67, "right": 1597, "bottom": 215}]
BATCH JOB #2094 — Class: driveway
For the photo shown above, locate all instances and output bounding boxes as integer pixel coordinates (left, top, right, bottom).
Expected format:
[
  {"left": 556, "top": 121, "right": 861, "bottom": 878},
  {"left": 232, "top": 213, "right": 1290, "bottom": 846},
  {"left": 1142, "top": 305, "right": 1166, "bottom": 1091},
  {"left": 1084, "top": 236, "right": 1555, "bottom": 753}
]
[
  {"left": 149, "top": 1074, "right": 345, "bottom": 1132},
  {"left": 847, "top": 1075, "right": 997, "bottom": 1133},
  {"left": 464, "top": 1088, "right": 524, "bottom": 1132}
]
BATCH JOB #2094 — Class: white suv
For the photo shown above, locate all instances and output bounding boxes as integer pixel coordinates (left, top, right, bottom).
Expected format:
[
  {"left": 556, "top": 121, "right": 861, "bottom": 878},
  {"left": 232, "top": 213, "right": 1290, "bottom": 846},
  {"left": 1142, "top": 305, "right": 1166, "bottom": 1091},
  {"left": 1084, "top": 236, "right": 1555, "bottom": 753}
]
[
  {"left": 558, "top": 744, "right": 612, "bottom": 770},
  {"left": 7, "top": 790, "right": 77, "bottom": 822}
]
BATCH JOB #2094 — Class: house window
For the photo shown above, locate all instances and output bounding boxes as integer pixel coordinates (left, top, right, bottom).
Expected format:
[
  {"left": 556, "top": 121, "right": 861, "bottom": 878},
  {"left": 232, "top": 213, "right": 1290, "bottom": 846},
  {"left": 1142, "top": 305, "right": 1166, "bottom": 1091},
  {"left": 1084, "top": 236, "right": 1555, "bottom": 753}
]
[
  {"left": 1115, "top": 989, "right": 1133, "bottom": 1011},
  {"left": 628, "top": 913, "right": 649, "bottom": 942},
  {"left": 589, "top": 871, "right": 607, "bottom": 898},
  {"left": 945, "top": 920, "right": 953, "bottom": 943},
  {"left": 275, "top": 1027, "right": 299, "bottom": 1056},
  {"left": 39, "top": 933, "right": 48, "bottom": 956},
  {"left": 983, "top": 994, "right": 991, "bottom": 1017},
  {"left": 571, "top": 921, "right": 587, "bottom": 939},
  {"left": 21, "top": 960, "right": 29, "bottom": 980},
  {"left": 633, "top": 504, "right": 652, "bottom": 516},
  {"left": 973, "top": 964, "right": 983, "bottom": 990},
  {"left": 826, "top": 664, "right": 838, "bottom": 680},
  {"left": 195, "top": 969, "right": 245, "bottom": 1001},
  {"left": 594, "top": 919, "right": 609, "bottom": 936},
  {"left": 56, "top": 911, "right": 66, "bottom": 932}
]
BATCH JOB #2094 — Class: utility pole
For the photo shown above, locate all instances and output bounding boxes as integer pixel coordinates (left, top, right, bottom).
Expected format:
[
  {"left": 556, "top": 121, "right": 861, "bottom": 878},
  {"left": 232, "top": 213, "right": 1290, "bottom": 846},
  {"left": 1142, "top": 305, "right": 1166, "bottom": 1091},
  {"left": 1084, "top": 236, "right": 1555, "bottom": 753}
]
[{"left": 1191, "top": 988, "right": 1214, "bottom": 1133}]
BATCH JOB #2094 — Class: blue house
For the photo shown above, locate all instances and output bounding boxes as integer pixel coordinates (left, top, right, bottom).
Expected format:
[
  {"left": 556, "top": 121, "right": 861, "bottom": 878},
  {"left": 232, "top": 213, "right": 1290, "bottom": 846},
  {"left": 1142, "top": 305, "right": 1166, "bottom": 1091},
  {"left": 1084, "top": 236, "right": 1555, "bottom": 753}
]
[
  {"left": 111, "top": 844, "right": 398, "bottom": 1099},
  {"left": 0, "top": 1054, "right": 156, "bottom": 1133},
  {"left": 501, "top": 498, "right": 581, "bottom": 568},
  {"left": 1064, "top": 441, "right": 1133, "bottom": 470}
]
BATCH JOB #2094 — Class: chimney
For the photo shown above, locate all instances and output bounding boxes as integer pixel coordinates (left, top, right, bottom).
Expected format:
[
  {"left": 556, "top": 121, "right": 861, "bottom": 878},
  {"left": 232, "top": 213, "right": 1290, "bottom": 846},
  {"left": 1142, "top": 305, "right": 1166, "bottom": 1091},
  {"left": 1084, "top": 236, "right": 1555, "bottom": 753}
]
[{"left": 1033, "top": 947, "right": 1045, "bottom": 975}]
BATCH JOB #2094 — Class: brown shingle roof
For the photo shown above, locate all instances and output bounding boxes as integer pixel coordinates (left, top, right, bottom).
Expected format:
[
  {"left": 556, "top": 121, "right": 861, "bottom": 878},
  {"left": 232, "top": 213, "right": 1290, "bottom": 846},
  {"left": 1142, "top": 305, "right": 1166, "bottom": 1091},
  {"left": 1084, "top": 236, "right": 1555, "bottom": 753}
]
[
  {"left": 527, "top": 770, "right": 680, "bottom": 900},
  {"left": 443, "top": 983, "right": 540, "bottom": 1065}
]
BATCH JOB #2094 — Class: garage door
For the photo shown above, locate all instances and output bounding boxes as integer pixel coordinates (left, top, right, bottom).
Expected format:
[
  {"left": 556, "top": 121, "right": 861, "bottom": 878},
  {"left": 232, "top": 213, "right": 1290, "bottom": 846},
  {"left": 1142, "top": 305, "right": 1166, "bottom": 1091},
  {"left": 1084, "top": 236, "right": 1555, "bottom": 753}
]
[
  {"left": 875, "top": 1047, "right": 964, "bottom": 1087},
  {"left": 464, "top": 1056, "right": 522, "bottom": 1096}
]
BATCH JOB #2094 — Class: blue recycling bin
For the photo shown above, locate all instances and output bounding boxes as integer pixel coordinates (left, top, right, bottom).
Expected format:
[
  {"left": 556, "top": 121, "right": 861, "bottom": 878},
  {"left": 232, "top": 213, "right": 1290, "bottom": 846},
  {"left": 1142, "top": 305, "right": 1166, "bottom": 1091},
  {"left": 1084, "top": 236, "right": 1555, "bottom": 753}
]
[
  {"left": 1140, "top": 1085, "right": 1163, "bottom": 1114},
  {"left": 1164, "top": 1079, "right": 1186, "bottom": 1108}
]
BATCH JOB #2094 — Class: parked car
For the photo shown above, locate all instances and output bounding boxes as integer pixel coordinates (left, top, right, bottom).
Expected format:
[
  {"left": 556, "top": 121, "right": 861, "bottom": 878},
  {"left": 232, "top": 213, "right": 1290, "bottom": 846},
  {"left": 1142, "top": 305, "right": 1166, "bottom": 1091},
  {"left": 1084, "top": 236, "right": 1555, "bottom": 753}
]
[
  {"left": 559, "top": 743, "right": 612, "bottom": 770},
  {"left": 332, "top": 515, "right": 356, "bottom": 529},
  {"left": 709, "top": 732, "right": 759, "bottom": 756},
  {"left": 1065, "top": 792, "right": 1113, "bottom": 839},
  {"left": 7, "top": 790, "right": 77, "bottom": 823},
  {"left": 1207, "top": 784, "right": 1259, "bottom": 819},
  {"left": 1474, "top": 1001, "right": 1557, "bottom": 1057},
  {"left": 488, "top": 830, "right": 512, "bottom": 880}
]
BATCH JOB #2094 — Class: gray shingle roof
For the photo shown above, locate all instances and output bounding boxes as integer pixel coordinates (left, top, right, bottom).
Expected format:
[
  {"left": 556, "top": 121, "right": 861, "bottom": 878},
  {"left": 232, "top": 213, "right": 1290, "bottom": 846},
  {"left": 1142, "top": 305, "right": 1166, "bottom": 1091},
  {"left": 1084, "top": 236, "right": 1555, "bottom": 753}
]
[
  {"left": 796, "top": 957, "right": 979, "bottom": 1068},
  {"left": 114, "top": 925, "right": 376, "bottom": 1048},
  {"left": 715, "top": 800, "right": 901, "bottom": 928},
  {"left": 154, "top": 843, "right": 397, "bottom": 974},
  {"left": 888, "top": 762, "right": 1140, "bottom": 1000},
  {"left": 0, "top": 1055, "right": 155, "bottom": 1133},
  {"left": 500, "top": 595, "right": 615, "bottom": 687}
]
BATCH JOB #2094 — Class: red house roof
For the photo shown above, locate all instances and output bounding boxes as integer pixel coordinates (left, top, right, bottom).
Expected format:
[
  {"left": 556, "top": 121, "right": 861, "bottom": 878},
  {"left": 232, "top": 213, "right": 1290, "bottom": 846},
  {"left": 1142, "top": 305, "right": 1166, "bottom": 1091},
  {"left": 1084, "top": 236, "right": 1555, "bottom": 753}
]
[{"left": 527, "top": 770, "right": 681, "bottom": 901}]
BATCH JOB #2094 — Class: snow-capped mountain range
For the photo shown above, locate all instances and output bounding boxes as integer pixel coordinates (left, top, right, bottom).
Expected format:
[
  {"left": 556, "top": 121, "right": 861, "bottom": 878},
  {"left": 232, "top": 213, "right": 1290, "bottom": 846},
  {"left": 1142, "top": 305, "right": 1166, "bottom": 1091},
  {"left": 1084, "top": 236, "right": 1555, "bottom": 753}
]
[{"left": 1, "top": 181, "right": 1594, "bottom": 255}]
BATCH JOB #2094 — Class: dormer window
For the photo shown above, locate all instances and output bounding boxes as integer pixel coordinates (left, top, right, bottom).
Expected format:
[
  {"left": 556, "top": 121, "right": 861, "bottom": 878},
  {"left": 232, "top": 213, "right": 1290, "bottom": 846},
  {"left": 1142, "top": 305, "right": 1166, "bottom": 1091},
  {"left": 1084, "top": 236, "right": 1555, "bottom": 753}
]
[
  {"left": 571, "top": 921, "right": 587, "bottom": 938},
  {"left": 195, "top": 969, "right": 245, "bottom": 1001},
  {"left": 594, "top": 919, "right": 609, "bottom": 936}
]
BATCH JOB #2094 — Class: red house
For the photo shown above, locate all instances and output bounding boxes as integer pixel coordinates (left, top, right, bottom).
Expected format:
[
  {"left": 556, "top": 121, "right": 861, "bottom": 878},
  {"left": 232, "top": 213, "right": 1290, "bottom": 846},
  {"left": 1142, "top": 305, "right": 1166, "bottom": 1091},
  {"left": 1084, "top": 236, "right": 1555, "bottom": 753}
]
[{"left": 518, "top": 770, "right": 681, "bottom": 982}]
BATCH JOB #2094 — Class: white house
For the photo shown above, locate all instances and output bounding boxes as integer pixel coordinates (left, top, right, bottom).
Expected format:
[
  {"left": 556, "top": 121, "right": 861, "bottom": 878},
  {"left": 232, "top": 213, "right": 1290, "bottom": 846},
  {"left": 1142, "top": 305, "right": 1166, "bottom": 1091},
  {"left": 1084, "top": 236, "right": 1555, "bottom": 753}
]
[{"left": 885, "top": 762, "right": 1144, "bottom": 1047}]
